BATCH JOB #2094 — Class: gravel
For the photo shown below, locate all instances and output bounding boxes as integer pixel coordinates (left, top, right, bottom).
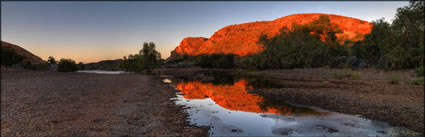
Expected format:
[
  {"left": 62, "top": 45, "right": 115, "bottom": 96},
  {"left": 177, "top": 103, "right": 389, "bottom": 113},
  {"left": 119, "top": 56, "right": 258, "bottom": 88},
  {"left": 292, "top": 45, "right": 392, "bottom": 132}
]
[
  {"left": 1, "top": 70, "right": 208, "bottom": 136},
  {"left": 251, "top": 68, "right": 424, "bottom": 133}
]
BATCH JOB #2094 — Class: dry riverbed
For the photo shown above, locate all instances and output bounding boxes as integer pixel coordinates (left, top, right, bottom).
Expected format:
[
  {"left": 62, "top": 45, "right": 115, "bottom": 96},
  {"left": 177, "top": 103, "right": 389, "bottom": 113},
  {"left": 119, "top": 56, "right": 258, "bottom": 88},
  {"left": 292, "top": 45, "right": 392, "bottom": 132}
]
[{"left": 1, "top": 70, "right": 208, "bottom": 136}]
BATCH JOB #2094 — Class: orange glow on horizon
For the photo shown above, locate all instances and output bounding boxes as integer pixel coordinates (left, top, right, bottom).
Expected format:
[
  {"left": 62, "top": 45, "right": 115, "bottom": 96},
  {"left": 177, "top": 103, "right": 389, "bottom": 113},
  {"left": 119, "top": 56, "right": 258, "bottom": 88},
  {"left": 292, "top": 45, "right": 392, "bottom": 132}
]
[{"left": 20, "top": 44, "right": 171, "bottom": 64}]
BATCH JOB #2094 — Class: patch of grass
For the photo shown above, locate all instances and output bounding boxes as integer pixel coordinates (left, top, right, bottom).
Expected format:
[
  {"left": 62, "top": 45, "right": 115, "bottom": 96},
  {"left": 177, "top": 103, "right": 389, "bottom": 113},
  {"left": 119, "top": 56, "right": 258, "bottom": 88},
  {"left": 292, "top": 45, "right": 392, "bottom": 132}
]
[
  {"left": 415, "top": 65, "right": 424, "bottom": 77},
  {"left": 332, "top": 72, "right": 360, "bottom": 80},
  {"left": 321, "top": 65, "right": 331, "bottom": 69},
  {"left": 411, "top": 77, "right": 424, "bottom": 85},
  {"left": 389, "top": 76, "right": 402, "bottom": 84}
]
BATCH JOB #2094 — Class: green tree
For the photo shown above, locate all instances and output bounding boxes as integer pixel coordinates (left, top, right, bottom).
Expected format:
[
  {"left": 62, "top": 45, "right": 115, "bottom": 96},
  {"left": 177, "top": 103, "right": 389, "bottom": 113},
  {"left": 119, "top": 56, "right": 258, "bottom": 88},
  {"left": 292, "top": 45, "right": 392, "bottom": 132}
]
[
  {"left": 120, "top": 42, "right": 162, "bottom": 73},
  {"left": 140, "top": 42, "right": 162, "bottom": 72},
  {"left": 57, "top": 59, "right": 78, "bottom": 72},
  {"left": 357, "top": 19, "right": 394, "bottom": 66},
  {"left": 357, "top": 1, "right": 424, "bottom": 69},
  {"left": 391, "top": 0, "right": 424, "bottom": 68},
  {"left": 47, "top": 56, "right": 57, "bottom": 64},
  {"left": 307, "top": 15, "right": 343, "bottom": 48}
]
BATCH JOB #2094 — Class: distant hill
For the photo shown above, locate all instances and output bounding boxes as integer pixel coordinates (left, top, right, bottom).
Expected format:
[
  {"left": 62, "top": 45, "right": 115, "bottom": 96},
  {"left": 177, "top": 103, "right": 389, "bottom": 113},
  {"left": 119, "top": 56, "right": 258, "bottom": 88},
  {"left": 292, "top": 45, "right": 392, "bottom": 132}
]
[
  {"left": 167, "top": 13, "right": 373, "bottom": 61},
  {"left": 84, "top": 59, "right": 123, "bottom": 70},
  {"left": 1, "top": 41, "right": 46, "bottom": 64}
]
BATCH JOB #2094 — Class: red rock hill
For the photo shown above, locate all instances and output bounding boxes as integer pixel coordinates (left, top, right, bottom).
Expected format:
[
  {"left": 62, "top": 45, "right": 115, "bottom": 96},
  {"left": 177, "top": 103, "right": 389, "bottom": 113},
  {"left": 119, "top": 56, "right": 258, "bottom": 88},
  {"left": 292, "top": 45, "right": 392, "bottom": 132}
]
[{"left": 169, "top": 13, "right": 373, "bottom": 60}]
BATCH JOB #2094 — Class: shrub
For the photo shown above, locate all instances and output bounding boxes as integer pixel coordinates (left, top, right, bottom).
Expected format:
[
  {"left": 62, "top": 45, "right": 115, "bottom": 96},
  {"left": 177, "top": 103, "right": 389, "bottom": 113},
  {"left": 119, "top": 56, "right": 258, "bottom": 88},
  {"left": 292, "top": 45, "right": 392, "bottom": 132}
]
[
  {"left": 411, "top": 77, "right": 424, "bottom": 85},
  {"left": 1, "top": 48, "right": 25, "bottom": 66},
  {"left": 57, "top": 59, "right": 78, "bottom": 72},
  {"left": 389, "top": 76, "right": 402, "bottom": 84},
  {"left": 332, "top": 72, "right": 360, "bottom": 80},
  {"left": 415, "top": 65, "right": 424, "bottom": 77}
]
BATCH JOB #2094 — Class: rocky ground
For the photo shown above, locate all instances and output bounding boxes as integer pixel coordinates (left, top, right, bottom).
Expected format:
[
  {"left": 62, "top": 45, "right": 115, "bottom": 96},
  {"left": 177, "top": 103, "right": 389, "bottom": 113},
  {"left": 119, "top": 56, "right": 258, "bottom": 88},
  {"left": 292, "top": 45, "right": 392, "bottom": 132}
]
[{"left": 1, "top": 70, "right": 208, "bottom": 136}]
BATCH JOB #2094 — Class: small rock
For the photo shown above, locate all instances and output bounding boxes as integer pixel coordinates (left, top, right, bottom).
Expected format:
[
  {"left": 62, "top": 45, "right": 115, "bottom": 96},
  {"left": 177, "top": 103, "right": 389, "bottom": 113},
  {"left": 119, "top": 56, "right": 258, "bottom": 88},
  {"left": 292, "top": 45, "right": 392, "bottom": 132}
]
[
  {"left": 376, "top": 130, "right": 386, "bottom": 134},
  {"left": 231, "top": 129, "right": 242, "bottom": 133}
]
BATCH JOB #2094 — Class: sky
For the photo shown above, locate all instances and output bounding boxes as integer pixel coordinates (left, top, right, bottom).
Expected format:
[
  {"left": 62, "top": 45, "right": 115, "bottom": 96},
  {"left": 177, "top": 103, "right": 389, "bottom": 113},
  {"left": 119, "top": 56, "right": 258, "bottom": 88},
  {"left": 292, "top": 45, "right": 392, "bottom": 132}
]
[{"left": 1, "top": 1, "right": 409, "bottom": 63}]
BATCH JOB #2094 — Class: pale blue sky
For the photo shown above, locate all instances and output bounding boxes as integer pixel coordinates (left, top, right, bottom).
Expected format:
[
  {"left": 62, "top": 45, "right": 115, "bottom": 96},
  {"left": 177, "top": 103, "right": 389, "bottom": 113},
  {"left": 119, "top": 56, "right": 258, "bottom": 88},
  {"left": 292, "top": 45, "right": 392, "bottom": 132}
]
[{"left": 1, "top": 1, "right": 409, "bottom": 63}]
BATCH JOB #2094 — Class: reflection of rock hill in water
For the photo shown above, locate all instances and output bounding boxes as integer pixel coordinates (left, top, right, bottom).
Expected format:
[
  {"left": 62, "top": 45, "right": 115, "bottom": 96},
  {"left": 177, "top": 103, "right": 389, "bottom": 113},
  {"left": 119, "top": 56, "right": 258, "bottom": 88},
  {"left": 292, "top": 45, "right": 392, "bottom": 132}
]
[
  {"left": 176, "top": 80, "right": 328, "bottom": 116},
  {"left": 171, "top": 13, "right": 373, "bottom": 58}
]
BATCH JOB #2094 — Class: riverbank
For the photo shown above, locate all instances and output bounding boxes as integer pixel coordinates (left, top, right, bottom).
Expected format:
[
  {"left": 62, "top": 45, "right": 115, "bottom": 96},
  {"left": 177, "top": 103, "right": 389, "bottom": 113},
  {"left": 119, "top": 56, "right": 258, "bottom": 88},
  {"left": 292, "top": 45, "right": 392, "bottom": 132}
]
[
  {"left": 1, "top": 70, "right": 208, "bottom": 136},
  {"left": 156, "top": 67, "right": 424, "bottom": 134}
]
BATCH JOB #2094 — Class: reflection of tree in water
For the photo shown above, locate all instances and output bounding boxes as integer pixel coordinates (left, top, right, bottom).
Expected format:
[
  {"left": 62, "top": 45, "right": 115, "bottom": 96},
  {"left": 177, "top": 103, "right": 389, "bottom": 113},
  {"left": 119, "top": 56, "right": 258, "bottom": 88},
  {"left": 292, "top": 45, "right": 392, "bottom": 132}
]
[{"left": 175, "top": 78, "right": 328, "bottom": 116}]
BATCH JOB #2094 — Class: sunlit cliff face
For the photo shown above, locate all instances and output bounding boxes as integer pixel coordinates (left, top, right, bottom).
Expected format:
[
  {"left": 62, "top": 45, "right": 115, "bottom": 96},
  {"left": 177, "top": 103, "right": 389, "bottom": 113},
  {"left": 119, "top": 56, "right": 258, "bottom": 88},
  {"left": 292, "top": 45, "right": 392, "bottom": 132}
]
[
  {"left": 175, "top": 80, "right": 328, "bottom": 116},
  {"left": 174, "top": 13, "right": 373, "bottom": 56}
]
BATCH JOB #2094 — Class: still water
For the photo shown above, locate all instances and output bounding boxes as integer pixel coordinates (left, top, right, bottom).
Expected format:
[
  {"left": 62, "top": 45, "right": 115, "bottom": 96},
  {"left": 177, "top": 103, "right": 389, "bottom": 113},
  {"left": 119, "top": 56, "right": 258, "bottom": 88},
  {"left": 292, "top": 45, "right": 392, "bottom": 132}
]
[
  {"left": 163, "top": 74, "right": 412, "bottom": 136},
  {"left": 77, "top": 70, "right": 129, "bottom": 74}
]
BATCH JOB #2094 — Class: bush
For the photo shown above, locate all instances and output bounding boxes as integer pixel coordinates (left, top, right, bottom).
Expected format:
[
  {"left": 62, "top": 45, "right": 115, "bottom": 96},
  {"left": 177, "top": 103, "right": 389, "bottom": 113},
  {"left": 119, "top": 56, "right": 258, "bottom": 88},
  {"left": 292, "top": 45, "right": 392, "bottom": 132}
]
[
  {"left": 195, "top": 54, "right": 234, "bottom": 69},
  {"left": 415, "top": 65, "right": 424, "bottom": 76},
  {"left": 120, "top": 54, "right": 144, "bottom": 72},
  {"left": 332, "top": 72, "right": 360, "bottom": 80},
  {"left": 411, "top": 77, "right": 424, "bottom": 85},
  {"left": 57, "top": 59, "right": 78, "bottom": 72},
  {"left": 1, "top": 48, "right": 25, "bottom": 66},
  {"left": 389, "top": 76, "right": 401, "bottom": 84}
]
